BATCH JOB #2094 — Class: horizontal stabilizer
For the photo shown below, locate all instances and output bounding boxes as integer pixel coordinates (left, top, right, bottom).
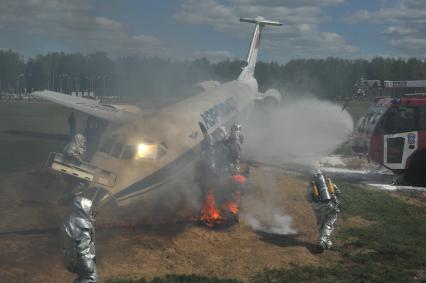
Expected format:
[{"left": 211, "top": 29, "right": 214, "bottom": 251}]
[{"left": 240, "top": 17, "right": 282, "bottom": 26}]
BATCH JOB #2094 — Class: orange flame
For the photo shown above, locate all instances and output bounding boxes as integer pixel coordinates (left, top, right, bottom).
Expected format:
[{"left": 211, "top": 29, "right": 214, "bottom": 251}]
[
  {"left": 231, "top": 175, "right": 247, "bottom": 185},
  {"left": 225, "top": 202, "right": 239, "bottom": 214},
  {"left": 201, "top": 190, "right": 223, "bottom": 226},
  {"left": 200, "top": 176, "right": 245, "bottom": 227}
]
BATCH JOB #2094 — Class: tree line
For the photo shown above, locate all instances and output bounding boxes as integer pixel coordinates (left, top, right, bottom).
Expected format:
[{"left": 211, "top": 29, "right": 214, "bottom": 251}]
[{"left": 2, "top": 49, "right": 426, "bottom": 101}]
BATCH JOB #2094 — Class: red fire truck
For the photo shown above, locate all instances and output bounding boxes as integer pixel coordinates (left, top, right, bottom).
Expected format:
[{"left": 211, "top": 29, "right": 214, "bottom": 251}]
[{"left": 352, "top": 79, "right": 426, "bottom": 184}]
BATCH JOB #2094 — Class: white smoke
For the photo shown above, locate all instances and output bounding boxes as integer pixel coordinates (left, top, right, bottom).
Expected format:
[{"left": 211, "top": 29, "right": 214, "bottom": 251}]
[
  {"left": 244, "top": 96, "right": 354, "bottom": 166},
  {"left": 241, "top": 168, "right": 297, "bottom": 235},
  {"left": 241, "top": 96, "right": 354, "bottom": 234},
  {"left": 244, "top": 213, "right": 297, "bottom": 235}
]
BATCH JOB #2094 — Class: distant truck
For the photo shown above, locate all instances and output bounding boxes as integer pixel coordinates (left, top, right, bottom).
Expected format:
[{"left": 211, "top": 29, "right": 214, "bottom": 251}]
[{"left": 351, "top": 79, "right": 426, "bottom": 184}]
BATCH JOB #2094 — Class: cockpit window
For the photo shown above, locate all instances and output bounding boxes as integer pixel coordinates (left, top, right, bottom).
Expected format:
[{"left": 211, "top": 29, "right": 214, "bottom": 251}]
[
  {"left": 384, "top": 106, "right": 417, "bottom": 134},
  {"left": 392, "top": 107, "right": 416, "bottom": 133},
  {"left": 117, "top": 142, "right": 168, "bottom": 160},
  {"left": 121, "top": 145, "right": 136, "bottom": 160},
  {"left": 157, "top": 145, "right": 167, "bottom": 159},
  {"left": 100, "top": 138, "right": 114, "bottom": 154},
  {"left": 135, "top": 143, "right": 158, "bottom": 160},
  {"left": 100, "top": 137, "right": 168, "bottom": 160},
  {"left": 111, "top": 143, "right": 124, "bottom": 158}
]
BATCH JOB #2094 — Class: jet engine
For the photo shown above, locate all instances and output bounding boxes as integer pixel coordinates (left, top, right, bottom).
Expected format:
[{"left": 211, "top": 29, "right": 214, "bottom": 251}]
[{"left": 255, "top": 88, "right": 282, "bottom": 112}]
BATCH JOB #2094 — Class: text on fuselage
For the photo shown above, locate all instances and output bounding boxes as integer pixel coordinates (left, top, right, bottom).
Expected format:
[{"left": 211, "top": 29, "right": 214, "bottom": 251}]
[{"left": 200, "top": 97, "right": 237, "bottom": 130}]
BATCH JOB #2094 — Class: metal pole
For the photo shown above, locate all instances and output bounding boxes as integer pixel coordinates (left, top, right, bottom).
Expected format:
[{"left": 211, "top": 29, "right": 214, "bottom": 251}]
[
  {"left": 59, "top": 73, "right": 70, "bottom": 94},
  {"left": 52, "top": 71, "right": 56, "bottom": 91},
  {"left": 91, "top": 76, "right": 94, "bottom": 95},
  {"left": 102, "top": 76, "right": 110, "bottom": 96},
  {"left": 74, "top": 76, "right": 80, "bottom": 93},
  {"left": 25, "top": 74, "right": 32, "bottom": 94},
  {"left": 16, "top": 73, "right": 24, "bottom": 95}
]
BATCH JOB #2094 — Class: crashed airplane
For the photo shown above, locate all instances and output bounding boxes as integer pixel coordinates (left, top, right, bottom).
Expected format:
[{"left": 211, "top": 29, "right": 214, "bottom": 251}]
[{"left": 33, "top": 16, "right": 283, "bottom": 206}]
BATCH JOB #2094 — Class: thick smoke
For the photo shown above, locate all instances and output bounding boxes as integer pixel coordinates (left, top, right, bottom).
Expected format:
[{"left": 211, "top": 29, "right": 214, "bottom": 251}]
[
  {"left": 242, "top": 169, "right": 296, "bottom": 235},
  {"left": 241, "top": 95, "right": 354, "bottom": 235},
  {"left": 243, "top": 96, "right": 354, "bottom": 166},
  {"left": 245, "top": 214, "right": 296, "bottom": 235}
]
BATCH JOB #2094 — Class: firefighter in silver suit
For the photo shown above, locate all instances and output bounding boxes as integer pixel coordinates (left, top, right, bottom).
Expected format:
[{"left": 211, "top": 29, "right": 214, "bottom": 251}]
[
  {"left": 224, "top": 124, "right": 244, "bottom": 175},
  {"left": 307, "top": 169, "right": 341, "bottom": 252},
  {"left": 63, "top": 134, "right": 87, "bottom": 164},
  {"left": 215, "top": 126, "right": 228, "bottom": 143},
  {"left": 201, "top": 131, "right": 215, "bottom": 171},
  {"left": 213, "top": 126, "right": 228, "bottom": 176},
  {"left": 62, "top": 197, "right": 98, "bottom": 283}
]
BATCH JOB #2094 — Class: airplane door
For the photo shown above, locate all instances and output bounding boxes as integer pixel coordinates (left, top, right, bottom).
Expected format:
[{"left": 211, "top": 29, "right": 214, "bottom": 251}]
[{"left": 383, "top": 131, "right": 417, "bottom": 170}]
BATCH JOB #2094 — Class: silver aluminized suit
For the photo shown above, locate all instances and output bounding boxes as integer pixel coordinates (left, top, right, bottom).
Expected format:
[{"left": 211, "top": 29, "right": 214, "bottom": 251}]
[
  {"left": 224, "top": 125, "right": 244, "bottom": 175},
  {"left": 307, "top": 169, "right": 341, "bottom": 251},
  {"left": 201, "top": 132, "right": 215, "bottom": 171},
  {"left": 63, "top": 134, "right": 87, "bottom": 164},
  {"left": 213, "top": 126, "right": 229, "bottom": 176},
  {"left": 61, "top": 197, "right": 98, "bottom": 283}
]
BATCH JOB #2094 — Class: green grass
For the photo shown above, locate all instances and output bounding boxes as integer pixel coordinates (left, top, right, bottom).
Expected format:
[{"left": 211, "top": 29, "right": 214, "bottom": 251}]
[
  {"left": 106, "top": 275, "right": 242, "bottom": 283},
  {"left": 0, "top": 103, "right": 87, "bottom": 133},
  {"left": 107, "top": 184, "right": 426, "bottom": 282},
  {"left": 339, "top": 184, "right": 426, "bottom": 269},
  {"left": 4, "top": 102, "right": 425, "bottom": 282},
  {"left": 253, "top": 184, "right": 426, "bottom": 283}
]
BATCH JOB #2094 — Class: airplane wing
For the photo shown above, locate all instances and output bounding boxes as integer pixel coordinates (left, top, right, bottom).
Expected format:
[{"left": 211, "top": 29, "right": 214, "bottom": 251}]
[{"left": 32, "top": 90, "right": 139, "bottom": 124}]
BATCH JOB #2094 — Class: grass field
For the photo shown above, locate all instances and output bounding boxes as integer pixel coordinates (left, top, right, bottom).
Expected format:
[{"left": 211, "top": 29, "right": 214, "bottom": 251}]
[
  {"left": 0, "top": 103, "right": 88, "bottom": 172},
  {"left": 107, "top": 184, "right": 426, "bottom": 283},
  {"left": 251, "top": 184, "right": 426, "bottom": 283},
  {"left": 4, "top": 101, "right": 422, "bottom": 283}
]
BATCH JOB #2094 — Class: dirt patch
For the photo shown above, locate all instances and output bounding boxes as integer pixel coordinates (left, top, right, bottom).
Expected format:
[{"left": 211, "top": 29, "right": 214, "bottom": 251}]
[
  {"left": 0, "top": 168, "right": 343, "bottom": 282},
  {"left": 343, "top": 215, "right": 376, "bottom": 229},
  {"left": 389, "top": 191, "right": 426, "bottom": 207}
]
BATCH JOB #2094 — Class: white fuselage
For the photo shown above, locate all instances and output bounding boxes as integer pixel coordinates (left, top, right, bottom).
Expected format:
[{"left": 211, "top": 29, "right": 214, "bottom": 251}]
[{"left": 89, "top": 80, "right": 257, "bottom": 205}]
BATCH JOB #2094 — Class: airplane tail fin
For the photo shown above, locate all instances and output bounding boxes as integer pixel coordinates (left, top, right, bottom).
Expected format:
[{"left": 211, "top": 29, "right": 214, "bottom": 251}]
[{"left": 238, "top": 16, "right": 282, "bottom": 82}]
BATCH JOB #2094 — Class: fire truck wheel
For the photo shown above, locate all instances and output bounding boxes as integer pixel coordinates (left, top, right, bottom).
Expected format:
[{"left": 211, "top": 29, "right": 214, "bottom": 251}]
[
  {"left": 406, "top": 150, "right": 426, "bottom": 186},
  {"left": 80, "top": 186, "right": 117, "bottom": 207}
]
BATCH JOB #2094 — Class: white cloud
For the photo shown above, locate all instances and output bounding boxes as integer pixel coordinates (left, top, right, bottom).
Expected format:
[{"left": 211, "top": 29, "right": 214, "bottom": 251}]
[
  {"left": 94, "top": 17, "right": 125, "bottom": 32},
  {"left": 231, "top": 0, "right": 344, "bottom": 7},
  {"left": 346, "top": 10, "right": 372, "bottom": 24},
  {"left": 175, "top": 0, "right": 357, "bottom": 61},
  {"left": 348, "top": 0, "right": 426, "bottom": 56},
  {"left": 0, "top": 0, "right": 164, "bottom": 57}
]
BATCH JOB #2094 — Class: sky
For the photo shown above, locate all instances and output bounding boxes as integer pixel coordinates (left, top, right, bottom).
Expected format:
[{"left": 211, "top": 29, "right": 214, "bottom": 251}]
[{"left": 1, "top": 0, "right": 425, "bottom": 63}]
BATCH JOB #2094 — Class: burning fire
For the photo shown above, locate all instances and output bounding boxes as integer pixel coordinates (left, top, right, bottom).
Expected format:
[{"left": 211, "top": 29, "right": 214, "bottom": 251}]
[
  {"left": 222, "top": 191, "right": 241, "bottom": 215},
  {"left": 200, "top": 190, "right": 223, "bottom": 227},
  {"left": 200, "top": 175, "right": 246, "bottom": 227}
]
